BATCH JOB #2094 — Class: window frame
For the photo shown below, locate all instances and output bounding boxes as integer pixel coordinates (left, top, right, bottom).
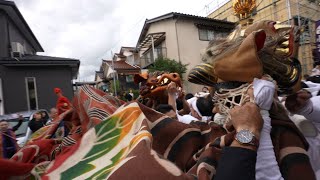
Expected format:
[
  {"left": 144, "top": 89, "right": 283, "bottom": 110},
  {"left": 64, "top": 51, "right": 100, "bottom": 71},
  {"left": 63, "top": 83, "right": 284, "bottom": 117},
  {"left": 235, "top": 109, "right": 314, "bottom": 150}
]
[
  {"left": 126, "top": 75, "right": 134, "bottom": 83},
  {"left": 198, "top": 28, "right": 215, "bottom": 41},
  {"left": 25, "top": 77, "right": 38, "bottom": 111}
]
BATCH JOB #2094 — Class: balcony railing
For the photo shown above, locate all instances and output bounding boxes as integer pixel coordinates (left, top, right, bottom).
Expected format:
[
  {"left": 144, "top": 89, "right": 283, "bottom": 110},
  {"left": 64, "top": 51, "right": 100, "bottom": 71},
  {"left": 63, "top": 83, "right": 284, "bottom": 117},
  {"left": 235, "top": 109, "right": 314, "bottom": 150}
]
[{"left": 140, "top": 47, "right": 167, "bottom": 68}]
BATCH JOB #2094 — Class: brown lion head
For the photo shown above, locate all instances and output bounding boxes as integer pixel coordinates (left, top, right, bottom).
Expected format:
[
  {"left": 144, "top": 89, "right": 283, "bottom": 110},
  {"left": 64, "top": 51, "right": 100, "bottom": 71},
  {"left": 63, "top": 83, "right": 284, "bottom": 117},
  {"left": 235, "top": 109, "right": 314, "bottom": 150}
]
[
  {"left": 134, "top": 71, "right": 182, "bottom": 99},
  {"left": 189, "top": 20, "right": 301, "bottom": 95}
]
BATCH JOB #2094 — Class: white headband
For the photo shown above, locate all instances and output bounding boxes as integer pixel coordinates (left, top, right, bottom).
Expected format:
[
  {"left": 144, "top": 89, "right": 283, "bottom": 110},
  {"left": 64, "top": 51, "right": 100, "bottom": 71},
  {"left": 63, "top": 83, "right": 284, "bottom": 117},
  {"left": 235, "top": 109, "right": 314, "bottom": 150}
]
[{"left": 190, "top": 97, "right": 211, "bottom": 121}]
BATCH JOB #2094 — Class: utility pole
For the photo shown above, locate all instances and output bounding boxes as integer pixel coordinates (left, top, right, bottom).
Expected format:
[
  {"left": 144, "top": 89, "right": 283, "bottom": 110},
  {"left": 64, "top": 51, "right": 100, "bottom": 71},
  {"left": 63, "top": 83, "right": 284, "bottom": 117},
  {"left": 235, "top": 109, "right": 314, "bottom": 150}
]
[
  {"left": 286, "top": 0, "right": 292, "bottom": 25},
  {"left": 111, "top": 50, "right": 117, "bottom": 97},
  {"left": 151, "top": 35, "right": 156, "bottom": 63}
]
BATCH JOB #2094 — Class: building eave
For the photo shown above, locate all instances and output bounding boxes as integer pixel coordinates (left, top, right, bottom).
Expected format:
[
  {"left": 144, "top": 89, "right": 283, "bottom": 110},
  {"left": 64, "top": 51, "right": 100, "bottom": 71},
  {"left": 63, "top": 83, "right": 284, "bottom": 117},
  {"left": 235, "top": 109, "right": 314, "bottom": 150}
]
[
  {"left": 0, "top": 56, "right": 80, "bottom": 79},
  {"left": 0, "top": 1, "right": 44, "bottom": 52},
  {"left": 136, "top": 12, "right": 235, "bottom": 48}
]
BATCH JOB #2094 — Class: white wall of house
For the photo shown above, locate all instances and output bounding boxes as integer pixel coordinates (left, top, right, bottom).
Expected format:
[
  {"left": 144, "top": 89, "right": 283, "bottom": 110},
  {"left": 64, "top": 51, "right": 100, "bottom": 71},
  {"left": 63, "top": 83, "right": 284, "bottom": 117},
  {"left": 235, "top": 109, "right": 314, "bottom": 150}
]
[
  {"left": 176, "top": 19, "right": 210, "bottom": 93},
  {"left": 145, "top": 20, "right": 180, "bottom": 61},
  {"left": 141, "top": 19, "right": 211, "bottom": 93}
]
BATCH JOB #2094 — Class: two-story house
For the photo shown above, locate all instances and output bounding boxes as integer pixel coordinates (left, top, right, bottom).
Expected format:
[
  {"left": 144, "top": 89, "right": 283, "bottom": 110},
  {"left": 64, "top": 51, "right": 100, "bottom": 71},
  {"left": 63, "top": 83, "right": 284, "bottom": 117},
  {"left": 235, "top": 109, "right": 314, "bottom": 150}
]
[
  {"left": 136, "top": 12, "right": 235, "bottom": 93},
  {"left": 95, "top": 46, "right": 140, "bottom": 94},
  {"left": 0, "top": 1, "right": 80, "bottom": 114}
]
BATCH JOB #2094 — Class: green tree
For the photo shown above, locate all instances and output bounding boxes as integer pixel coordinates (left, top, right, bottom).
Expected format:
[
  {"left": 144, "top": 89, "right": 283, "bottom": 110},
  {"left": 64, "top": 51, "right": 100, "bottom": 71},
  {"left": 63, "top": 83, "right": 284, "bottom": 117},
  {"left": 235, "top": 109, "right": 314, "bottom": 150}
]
[{"left": 148, "top": 58, "right": 188, "bottom": 80}]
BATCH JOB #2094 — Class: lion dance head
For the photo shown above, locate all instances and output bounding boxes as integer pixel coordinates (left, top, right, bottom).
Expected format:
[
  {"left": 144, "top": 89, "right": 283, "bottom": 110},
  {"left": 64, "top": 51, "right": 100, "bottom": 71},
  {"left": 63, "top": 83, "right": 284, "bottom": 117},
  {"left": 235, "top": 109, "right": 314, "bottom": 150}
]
[{"left": 188, "top": 20, "right": 302, "bottom": 118}]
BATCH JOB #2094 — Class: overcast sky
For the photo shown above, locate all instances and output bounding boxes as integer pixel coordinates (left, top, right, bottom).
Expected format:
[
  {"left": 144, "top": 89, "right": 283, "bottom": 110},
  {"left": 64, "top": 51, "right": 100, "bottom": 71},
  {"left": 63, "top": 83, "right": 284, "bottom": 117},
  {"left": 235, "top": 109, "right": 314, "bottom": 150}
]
[{"left": 13, "top": 0, "right": 229, "bottom": 81}]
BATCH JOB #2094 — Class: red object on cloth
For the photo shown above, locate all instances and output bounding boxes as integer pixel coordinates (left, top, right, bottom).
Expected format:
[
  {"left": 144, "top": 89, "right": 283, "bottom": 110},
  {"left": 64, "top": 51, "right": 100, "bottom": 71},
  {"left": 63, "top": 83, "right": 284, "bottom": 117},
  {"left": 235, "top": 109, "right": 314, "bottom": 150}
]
[
  {"left": 7, "top": 86, "right": 124, "bottom": 178},
  {"left": 11, "top": 139, "right": 58, "bottom": 164},
  {"left": 54, "top": 88, "right": 61, "bottom": 94},
  {"left": 56, "top": 96, "right": 71, "bottom": 115},
  {"left": 0, "top": 159, "right": 34, "bottom": 179}
]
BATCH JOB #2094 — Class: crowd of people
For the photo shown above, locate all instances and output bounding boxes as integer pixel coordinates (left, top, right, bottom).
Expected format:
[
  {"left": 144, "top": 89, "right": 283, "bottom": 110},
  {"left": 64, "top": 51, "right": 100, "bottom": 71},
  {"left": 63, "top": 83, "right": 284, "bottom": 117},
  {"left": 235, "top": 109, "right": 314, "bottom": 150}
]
[
  {"left": 143, "top": 70, "right": 320, "bottom": 179},
  {"left": 0, "top": 76, "right": 319, "bottom": 179},
  {"left": 0, "top": 20, "right": 319, "bottom": 179},
  {"left": 0, "top": 88, "right": 71, "bottom": 160}
]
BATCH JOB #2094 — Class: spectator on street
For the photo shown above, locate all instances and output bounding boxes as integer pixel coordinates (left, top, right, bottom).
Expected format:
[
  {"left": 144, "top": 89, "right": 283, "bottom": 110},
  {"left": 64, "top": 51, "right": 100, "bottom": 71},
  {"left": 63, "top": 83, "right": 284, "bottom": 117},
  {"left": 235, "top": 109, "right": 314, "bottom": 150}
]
[
  {"left": 46, "top": 107, "right": 58, "bottom": 125},
  {"left": 0, "top": 114, "right": 23, "bottom": 158},
  {"left": 124, "top": 92, "right": 133, "bottom": 102},
  {"left": 28, "top": 111, "right": 46, "bottom": 133},
  {"left": 40, "top": 111, "right": 49, "bottom": 124},
  {"left": 129, "top": 89, "right": 134, "bottom": 100}
]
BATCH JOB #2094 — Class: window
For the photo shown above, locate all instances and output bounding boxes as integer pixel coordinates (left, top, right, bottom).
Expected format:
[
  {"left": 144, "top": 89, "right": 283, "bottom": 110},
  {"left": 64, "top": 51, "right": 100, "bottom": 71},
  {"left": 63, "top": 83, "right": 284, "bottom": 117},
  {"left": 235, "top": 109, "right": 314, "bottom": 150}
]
[
  {"left": 126, "top": 55, "right": 134, "bottom": 65},
  {"left": 199, "top": 29, "right": 215, "bottom": 41},
  {"left": 154, "top": 47, "right": 167, "bottom": 59},
  {"left": 25, "top": 77, "right": 38, "bottom": 110},
  {"left": 199, "top": 28, "right": 230, "bottom": 41},
  {"left": 293, "top": 16, "right": 310, "bottom": 44},
  {"left": 126, "top": 75, "right": 134, "bottom": 82}
]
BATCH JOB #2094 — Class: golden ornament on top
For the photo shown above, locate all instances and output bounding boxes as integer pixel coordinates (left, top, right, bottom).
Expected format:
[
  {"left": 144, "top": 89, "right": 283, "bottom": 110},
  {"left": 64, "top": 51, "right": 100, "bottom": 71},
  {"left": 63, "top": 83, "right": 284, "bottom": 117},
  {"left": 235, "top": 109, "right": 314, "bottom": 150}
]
[{"left": 233, "top": 0, "right": 256, "bottom": 19}]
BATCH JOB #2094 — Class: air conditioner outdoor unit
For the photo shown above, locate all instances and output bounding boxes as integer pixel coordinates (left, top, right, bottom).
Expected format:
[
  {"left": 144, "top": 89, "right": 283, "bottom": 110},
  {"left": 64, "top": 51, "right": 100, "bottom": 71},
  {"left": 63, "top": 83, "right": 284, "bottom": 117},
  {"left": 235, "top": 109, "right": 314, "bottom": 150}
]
[{"left": 11, "top": 42, "right": 24, "bottom": 58}]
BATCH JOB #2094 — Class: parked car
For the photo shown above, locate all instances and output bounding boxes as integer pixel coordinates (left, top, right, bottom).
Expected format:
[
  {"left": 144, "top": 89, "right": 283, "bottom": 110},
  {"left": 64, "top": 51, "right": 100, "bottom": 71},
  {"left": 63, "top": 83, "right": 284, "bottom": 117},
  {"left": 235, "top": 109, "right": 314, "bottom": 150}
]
[{"left": 0, "top": 109, "right": 49, "bottom": 147}]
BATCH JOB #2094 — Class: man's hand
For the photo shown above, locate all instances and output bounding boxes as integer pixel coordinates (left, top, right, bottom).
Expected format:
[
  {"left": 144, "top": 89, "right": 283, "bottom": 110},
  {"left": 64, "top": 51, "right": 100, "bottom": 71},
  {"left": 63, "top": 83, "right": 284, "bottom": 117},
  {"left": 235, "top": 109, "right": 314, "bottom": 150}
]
[
  {"left": 230, "top": 102, "right": 263, "bottom": 138},
  {"left": 177, "top": 88, "right": 185, "bottom": 99},
  {"left": 167, "top": 82, "right": 178, "bottom": 96},
  {"left": 285, "top": 90, "right": 312, "bottom": 113},
  {"left": 18, "top": 114, "right": 23, "bottom": 121}
]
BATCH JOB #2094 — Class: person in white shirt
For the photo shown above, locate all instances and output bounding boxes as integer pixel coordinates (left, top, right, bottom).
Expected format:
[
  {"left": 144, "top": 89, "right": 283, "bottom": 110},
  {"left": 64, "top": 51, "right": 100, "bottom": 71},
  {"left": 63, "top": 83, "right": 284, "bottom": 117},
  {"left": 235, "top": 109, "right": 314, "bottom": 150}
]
[{"left": 285, "top": 90, "right": 320, "bottom": 178}]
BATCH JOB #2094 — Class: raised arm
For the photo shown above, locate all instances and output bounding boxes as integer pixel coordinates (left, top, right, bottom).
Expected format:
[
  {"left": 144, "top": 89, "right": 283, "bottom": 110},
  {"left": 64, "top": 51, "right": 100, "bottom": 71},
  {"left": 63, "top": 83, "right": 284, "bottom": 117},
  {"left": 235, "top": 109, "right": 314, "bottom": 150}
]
[
  {"left": 215, "top": 102, "right": 262, "bottom": 180},
  {"left": 12, "top": 115, "right": 23, "bottom": 132}
]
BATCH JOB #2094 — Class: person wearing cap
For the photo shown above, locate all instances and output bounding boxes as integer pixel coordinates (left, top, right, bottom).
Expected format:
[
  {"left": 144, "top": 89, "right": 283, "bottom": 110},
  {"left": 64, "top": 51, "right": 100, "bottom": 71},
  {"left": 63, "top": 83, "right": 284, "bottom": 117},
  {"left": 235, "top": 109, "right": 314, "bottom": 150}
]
[
  {"left": 0, "top": 114, "right": 23, "bottom": 158},
  {"left": 54, "top": 88, "right": 72, "bottom": 115}
]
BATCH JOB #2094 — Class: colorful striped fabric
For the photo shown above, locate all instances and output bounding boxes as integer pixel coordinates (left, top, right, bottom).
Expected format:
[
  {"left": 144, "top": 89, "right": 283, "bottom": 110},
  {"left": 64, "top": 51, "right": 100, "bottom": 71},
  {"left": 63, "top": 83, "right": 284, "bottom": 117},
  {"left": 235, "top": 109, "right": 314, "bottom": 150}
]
[{"left": 5, "top": 85, "right": 315, "bottom": 179}]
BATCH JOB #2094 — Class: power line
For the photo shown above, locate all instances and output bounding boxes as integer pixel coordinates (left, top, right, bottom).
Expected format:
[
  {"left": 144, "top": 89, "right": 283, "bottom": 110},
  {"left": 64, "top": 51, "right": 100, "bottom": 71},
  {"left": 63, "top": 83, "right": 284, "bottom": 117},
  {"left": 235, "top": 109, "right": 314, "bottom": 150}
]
[
  {"left": 96, "top": 16, "right": 146, "bottom": 61},
  {"left": 104, "top": 16, "right": 146, "bottom": 54}
]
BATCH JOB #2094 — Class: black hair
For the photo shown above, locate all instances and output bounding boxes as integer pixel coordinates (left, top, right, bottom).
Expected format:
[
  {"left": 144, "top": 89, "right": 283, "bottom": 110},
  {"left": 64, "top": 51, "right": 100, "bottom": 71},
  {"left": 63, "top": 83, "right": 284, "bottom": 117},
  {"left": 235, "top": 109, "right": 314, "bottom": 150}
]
[
  {"left": 125, "top": 93, "right": 132, "bottom": 101},
  {"left": 202, "top": 86, "right": 209, "bottom": 91},
  {"left": 185, "top": 93, "right": 194, "bottom": 100},
  {"left": 301, "top": 82, "right": 308, "bottom": 89},
  {"left": 155, "top": 104, "right": 174, "bottom": 114},
  {"left": 0, "top": 119, "right": 7, "bottom": 123},
  {"left": 176, "top": 99, "right": 183, "bottom": 111},
  {"left": 307, "top": 75, "right": 320, "bottom": 83},
  {"left": 196, "top": 95, "right": 214, "bottom": 116},
  {"left": 303, "top": 74, "right": 310, "bottom": 79}
]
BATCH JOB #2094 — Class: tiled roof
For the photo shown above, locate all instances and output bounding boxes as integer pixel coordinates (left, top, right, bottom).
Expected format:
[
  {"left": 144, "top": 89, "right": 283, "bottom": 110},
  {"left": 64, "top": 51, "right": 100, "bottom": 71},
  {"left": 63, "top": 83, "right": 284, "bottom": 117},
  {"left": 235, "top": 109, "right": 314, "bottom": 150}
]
[
  {"left": 120, "top": 47, "right": 138, "bottom": 53},
  {"left": 95, "top": 71, "right": 104, "bottom": 79},
  {"left": 146, "top": 12, "right": 235, "bottom": 25},
  {"left": 115, "top": 53, "right": 126, "bottom": 58},
  {"left": 0, "top": 1, "right": 44, "bottom": 52},
  {"left": 0, "top": 54, "right": 79, "bottom": 61},
  {"left": 0, "top": 55, "right": 80, "bottom": 79},
  {"left": 137, "top": 12, "right": 235, "bottom": 47},
  {"left": 103, "top": 60, "right": 140, "bottom": 70}
]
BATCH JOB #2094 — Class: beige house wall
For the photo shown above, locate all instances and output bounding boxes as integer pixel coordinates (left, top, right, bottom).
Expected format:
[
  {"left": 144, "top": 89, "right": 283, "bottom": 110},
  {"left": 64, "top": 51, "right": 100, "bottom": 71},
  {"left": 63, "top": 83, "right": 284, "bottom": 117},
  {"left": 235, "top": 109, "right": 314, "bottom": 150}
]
[
  {"left": 207, "top": 0, "right": 320, "bottom": 76},
  {"left": 139, "top": 19, "right": 211, "bottom": 93},
  {"left": 176, "top": 19, "right": 210, "bottom": 93},
  {"left": 142, "top": 20, "right": 179, "bottom": 61}
]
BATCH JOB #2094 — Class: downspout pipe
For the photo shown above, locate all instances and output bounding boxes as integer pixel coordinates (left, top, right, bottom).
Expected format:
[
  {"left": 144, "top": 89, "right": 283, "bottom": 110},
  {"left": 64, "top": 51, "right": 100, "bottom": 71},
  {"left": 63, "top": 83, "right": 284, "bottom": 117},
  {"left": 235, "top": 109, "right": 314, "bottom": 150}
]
[
  {"left": 151, "top": 35, "right": 156, "bottom": 62},
  {"left": 7, "top": 19, "right": 11, "bottom": 56},
  {"left": 286, "top": 0, "right": 292, "bottom": 25},
  {"left": 175, "top": 18, "right": 181, "bottom": 62}
]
